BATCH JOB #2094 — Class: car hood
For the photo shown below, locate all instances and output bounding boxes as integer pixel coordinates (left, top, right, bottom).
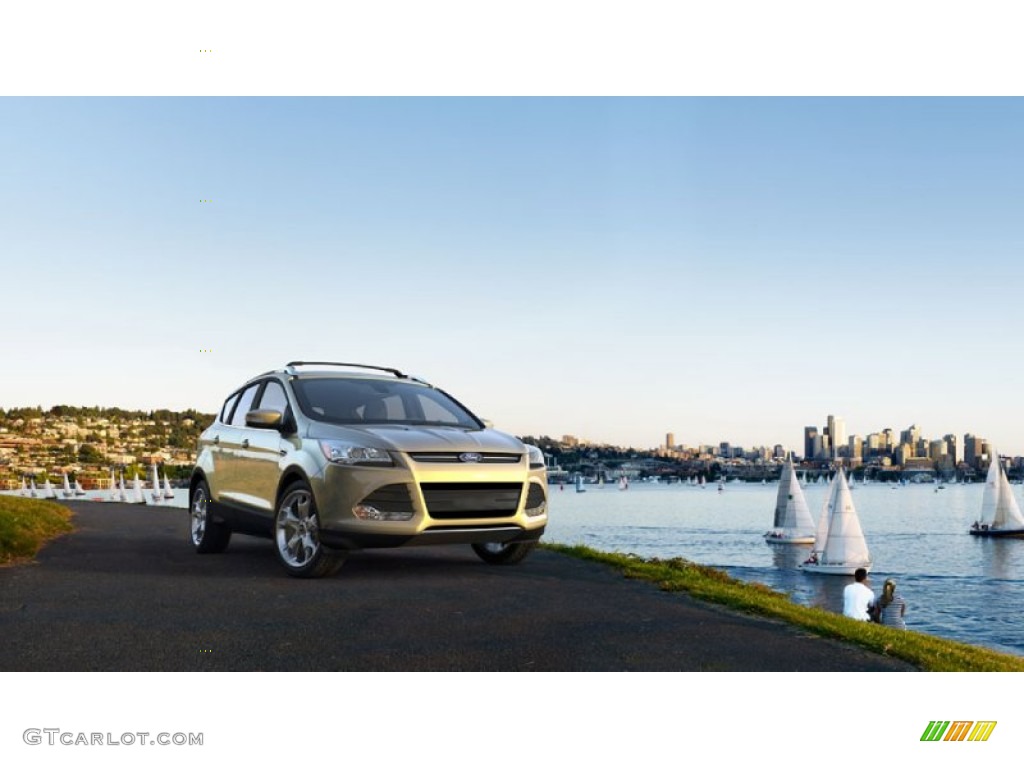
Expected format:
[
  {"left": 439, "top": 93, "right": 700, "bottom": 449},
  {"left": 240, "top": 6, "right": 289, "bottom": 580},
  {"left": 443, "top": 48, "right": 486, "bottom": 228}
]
[{"left": 306, "top": 423, "right": 527, "bottom": 454}]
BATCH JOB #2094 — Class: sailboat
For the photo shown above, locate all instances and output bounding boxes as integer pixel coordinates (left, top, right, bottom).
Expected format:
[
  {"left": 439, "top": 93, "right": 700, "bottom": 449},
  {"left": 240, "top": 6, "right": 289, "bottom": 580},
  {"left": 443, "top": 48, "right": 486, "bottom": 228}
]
[
  {"left": 43, "top": 478, "right": 58, "bottom": 499},
  {"left": 29, "top": 478, "right": 38, "bottom": 497},
  {"left": 62, "top": 473, "right": 74, "bottom": 498},
  {"left": 150, "top": 465, "right": 163, "bottom": 502},
  {"left": 162, "top": 472, "right": 175, "bottom": 500},
  {"left": 801, "top": 468, "right": 872, "bottom": 574},
  {"left": 19, "top": 477, "right": 27, "bottom": 496},
  {"left": 618, "top": 476, "right": 628, "bottom": 491},
  {"left": 575, "top": 475, "right": 586, "bottom": 493},
  {"left": 73, "top": 478, "right": 86, "bottom": 496},
  {"left": 118, "top": 473, "right": 128, "bottom": 503},
  {"left": 131, "top": 472, "right": 147, "bottom": 504},
  {"left": 970, "top": 453, "right": 1024, "bottom": 538},
  {"left": 764, "top": 458, "right": 816, "bottom": 545},
  {"left": 108, "top": 470, "right": 119, "bottom": 502}
]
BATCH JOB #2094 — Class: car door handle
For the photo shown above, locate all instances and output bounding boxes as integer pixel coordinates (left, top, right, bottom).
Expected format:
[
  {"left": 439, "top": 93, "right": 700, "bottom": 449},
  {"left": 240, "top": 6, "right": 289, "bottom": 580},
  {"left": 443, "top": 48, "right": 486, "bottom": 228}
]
[{"left": 242, "top": 439, "right": 250, "bottom": 449}]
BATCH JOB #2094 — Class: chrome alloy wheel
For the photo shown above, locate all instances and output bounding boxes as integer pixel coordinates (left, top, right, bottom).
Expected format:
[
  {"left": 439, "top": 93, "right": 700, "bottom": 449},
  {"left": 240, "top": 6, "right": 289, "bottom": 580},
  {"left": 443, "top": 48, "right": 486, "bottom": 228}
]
[
  {"left": 275, "top": 488, "right": 321, "bottom": 568},
  {"left": 190, "top": 489, "right": 208, "bottom": 546}
]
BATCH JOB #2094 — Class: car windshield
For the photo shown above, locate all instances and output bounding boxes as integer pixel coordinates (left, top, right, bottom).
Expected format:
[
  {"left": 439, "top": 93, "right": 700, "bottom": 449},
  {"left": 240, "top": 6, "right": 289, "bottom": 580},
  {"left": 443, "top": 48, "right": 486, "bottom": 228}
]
[{"left": 291, "top": 377, "right": 482, "bottom": 429}]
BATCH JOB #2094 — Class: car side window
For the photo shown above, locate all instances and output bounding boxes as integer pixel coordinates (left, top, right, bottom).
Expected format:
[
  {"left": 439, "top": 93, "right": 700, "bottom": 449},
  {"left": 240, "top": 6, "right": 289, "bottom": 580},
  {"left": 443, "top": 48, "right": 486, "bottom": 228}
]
[
  {"left": 220, "top": 392, "right": 241, "bottom": 424},
  {"left": 229, "top": 384, "right": 261, "bottom": 427},
  {"left": 256, "top": 381, "right": 289, "bottom": 413}
]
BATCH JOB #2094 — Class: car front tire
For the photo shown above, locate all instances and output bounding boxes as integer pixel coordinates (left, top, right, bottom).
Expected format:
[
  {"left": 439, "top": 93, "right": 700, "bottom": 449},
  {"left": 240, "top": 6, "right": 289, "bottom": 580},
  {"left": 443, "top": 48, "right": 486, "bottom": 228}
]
[
  {"left": 190, "top": 480, "right": 231, "bottom": 553},
  {"left": 274, "top": 481, "right": 345, "bottom": 578},
  {"left": 471, "top": 541, "right": 537, "bottom": 565}
]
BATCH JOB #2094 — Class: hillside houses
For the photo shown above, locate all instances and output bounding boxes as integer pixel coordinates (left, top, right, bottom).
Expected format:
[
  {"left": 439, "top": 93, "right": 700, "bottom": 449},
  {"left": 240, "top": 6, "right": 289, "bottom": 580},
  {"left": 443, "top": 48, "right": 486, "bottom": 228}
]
[{"left": 0, "top": 407, "right": 214, "bottom": 489}]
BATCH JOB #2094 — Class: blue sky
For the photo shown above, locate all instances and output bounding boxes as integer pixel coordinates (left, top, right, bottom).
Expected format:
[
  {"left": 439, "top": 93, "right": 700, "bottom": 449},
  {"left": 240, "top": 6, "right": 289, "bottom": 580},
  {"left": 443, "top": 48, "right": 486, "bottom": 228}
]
[{"left": 4, "top": 97, "right": 1024, "bottom": 454}]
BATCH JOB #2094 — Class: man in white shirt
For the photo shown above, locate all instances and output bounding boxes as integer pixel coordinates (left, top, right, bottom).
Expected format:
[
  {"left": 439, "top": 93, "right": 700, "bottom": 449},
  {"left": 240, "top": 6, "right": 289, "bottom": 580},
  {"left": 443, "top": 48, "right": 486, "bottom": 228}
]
[{"left": 843, "top": 568, "right": 876, "bottom": 621}]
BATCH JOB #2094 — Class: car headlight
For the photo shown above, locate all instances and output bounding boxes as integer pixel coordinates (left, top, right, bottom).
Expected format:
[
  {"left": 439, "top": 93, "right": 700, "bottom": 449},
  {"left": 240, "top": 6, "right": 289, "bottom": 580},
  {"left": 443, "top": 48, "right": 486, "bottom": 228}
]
[
  {"left": 319, "top": 440, "right": 393, "bottom": 466},
  {"left": 526, "top": 444, "right": 545, "bottom": 470}
]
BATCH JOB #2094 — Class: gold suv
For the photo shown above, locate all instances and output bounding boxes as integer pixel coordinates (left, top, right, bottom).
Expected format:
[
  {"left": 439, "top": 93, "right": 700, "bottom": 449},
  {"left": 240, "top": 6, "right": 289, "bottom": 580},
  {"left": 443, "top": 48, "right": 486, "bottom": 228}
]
[{"left": 189, "top": 362, "right": 548, "bottom": 577}]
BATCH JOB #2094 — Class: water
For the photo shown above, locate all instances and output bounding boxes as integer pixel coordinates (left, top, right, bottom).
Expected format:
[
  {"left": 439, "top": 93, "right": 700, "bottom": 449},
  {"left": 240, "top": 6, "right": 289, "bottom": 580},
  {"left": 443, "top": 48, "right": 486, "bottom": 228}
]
[{"left": 544, "top": 480, "right": 1024, "bottom": 657}]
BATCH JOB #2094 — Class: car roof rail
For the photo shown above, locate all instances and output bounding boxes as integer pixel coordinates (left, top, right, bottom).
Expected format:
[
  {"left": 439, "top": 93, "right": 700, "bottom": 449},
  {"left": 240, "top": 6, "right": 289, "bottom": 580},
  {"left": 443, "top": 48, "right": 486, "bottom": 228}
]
[{"left": 284, "top": 361, "right": 407, "bottom": 378}]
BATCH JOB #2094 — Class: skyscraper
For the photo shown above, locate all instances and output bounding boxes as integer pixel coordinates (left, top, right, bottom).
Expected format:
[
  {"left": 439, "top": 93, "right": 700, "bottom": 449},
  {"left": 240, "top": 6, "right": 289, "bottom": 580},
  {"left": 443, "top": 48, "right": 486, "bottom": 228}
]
[
  {"left": 944, "top": 434, "right": 959, "bottom": 465},
  {"left": 900, "top": 424, "right": 921, "bottom": 457},
  {"left": 964, "top": 434, "right": 980, "bottom": 468},
  {"left": 849, "top": 435, "right": 862, "bottom": 460},
  {"left": 804, "top": 427, "right": 818, "bottom": 460},
  {"left": 666, "top": 433, "right": 675, "bottom": 451},
  {"left": 827, "top": 415, "right": 846, "bottom": 459}
]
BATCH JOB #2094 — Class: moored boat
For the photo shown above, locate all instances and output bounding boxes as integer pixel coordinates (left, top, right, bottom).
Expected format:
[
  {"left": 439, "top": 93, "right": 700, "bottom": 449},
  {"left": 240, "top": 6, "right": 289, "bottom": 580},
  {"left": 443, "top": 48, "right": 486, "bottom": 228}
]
[
  {"left": 131, "top": 472, "right": 147, "bottom": 504},
  {"left": 970, "top": 452, "right": 1024, "bottom": 538},
  {"left": 162, "top": 472, "right": 175, "bottom": 500},
  {"left": 150, "top": 465, "right": 162, "bottom": 502}
]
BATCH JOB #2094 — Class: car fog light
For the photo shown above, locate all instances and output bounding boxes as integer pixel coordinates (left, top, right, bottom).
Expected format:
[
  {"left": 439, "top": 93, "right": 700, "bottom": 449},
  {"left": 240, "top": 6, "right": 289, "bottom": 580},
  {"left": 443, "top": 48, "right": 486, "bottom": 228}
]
[
  {"left": 525, "top": 502, "right": 547, "bottom": 518},
  {"left": 353, "top": 504, "right": 414, "bottom": 522}
]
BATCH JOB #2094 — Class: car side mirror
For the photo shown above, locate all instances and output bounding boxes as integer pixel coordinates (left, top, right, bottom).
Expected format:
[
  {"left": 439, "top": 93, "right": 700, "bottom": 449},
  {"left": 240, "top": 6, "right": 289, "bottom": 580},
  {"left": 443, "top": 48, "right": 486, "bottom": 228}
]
[
  {"left": 246, "top": 409, "right": 284, "bottom": 429},
  {"left": 481, "top": 418, "right": 494, "bottom": 429}
]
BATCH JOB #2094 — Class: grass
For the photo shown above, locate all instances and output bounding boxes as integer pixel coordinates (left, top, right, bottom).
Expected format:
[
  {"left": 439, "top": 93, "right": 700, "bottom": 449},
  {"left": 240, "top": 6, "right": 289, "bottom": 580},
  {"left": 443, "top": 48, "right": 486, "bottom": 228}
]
[
  {"left": 542, "top": 542, "right": 1024, "bottom": 672},
  {"left": 0, "top": 496, "right": 74, "bottom": 566}
]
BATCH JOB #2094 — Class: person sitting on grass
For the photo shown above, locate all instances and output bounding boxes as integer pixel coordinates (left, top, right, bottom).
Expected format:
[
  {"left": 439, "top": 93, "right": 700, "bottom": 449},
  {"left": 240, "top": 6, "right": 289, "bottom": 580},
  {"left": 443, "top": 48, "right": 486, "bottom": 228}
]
[
  {"left": 842, "top": 567, "right": 876, "bottom": 621},
  {"left": 876, "top": 578, "right": 907, "bottom": 630}
]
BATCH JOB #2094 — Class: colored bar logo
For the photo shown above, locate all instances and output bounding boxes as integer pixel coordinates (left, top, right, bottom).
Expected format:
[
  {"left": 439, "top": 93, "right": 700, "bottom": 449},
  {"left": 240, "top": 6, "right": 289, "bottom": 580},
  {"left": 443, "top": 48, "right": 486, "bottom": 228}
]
[{"left": 921, "top": 721, "right": 997, "bottom": 742}]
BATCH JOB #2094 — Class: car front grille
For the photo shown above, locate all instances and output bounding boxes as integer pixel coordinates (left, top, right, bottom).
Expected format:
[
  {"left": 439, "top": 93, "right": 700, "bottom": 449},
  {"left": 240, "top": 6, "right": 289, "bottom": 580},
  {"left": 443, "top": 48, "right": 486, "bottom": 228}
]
[
  {"left": 408, "top": 452, "right": 522, "bottom": 464},
  {"left": 420, "top": 482, "right": 523, "bottom": 520}
]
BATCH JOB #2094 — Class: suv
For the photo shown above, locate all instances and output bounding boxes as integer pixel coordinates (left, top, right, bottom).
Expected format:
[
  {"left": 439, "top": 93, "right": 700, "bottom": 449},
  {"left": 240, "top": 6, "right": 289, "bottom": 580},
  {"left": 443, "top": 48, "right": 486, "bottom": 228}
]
[{"left": 189, "top": 362, "right": 548, "bottom": 577}]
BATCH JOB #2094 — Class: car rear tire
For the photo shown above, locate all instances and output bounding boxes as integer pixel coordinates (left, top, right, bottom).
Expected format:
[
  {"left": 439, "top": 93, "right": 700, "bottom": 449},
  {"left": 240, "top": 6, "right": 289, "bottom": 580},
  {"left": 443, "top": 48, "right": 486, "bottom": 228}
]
[
  {"left": 471, "top": 541, "right": 537, "bottom": 565},
  {"left": 274, "top": 481, "right": 345, "bottom": 578},
  {"left": 190, "top": 480, "right": 231, "bottom": 553}
]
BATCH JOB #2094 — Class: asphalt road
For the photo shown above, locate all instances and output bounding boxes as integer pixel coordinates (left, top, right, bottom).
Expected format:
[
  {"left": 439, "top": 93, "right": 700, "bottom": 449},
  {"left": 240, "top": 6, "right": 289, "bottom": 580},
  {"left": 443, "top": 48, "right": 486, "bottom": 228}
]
[{"left": 0, "top": 501, "right": 916, "bottom": 671}]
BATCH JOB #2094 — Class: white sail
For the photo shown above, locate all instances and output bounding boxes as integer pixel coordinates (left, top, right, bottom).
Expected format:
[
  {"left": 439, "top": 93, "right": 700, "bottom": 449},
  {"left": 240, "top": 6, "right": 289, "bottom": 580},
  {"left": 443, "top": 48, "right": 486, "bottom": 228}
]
[
  {"left": 20, "top": 477, "right": 27, "bottom": 496},
  {"left": 618, "top": 476, "right": 627, "bottom": 490},
  {"left": 30, "top": 478, "right": 38, "bottom": 497},
  {"left": 109, "top": 470, "right": 119, "bottom": 501},
  {"left": 162, "top": 473, "right": 175, "bottom": 499},
  {"left": 62, "top": 473, "right": 73, "bottom": 498},
  {"left": 812, "top": 472, "right": 839, "bottom": 553},
  {"left": 150, "top": 465, "right": 162, "bottom": 501},
  {"left": 132, "top": 473, "right": 147, "bottom": 504},
  {"left": 772, "top": 459, "right": 816, "bottom": 537},
  {"left": 979, "top": 454, "right": 1024, "bottom": 530},
  {"left": 43, "top": 478, "right": 57, "bottom": 499},
  {"left": 118, "top": 473, "right": 127, "bottom": 502},
  {"left": 820, "top": 470, "right": 871, "bottom": 567},
  {"left": 979, "top": 455, "right": 1001, "bottom": 527},
  {"left": 74, "top": 479, "right": 85, "bottom": 496}
]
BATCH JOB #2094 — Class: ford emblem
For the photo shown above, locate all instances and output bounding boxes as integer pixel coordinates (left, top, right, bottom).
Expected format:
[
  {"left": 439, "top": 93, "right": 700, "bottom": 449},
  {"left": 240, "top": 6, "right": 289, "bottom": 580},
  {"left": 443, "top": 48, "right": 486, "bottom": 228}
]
[{"left": 459, "top": 452, "right": 483, "bottom": 463}]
